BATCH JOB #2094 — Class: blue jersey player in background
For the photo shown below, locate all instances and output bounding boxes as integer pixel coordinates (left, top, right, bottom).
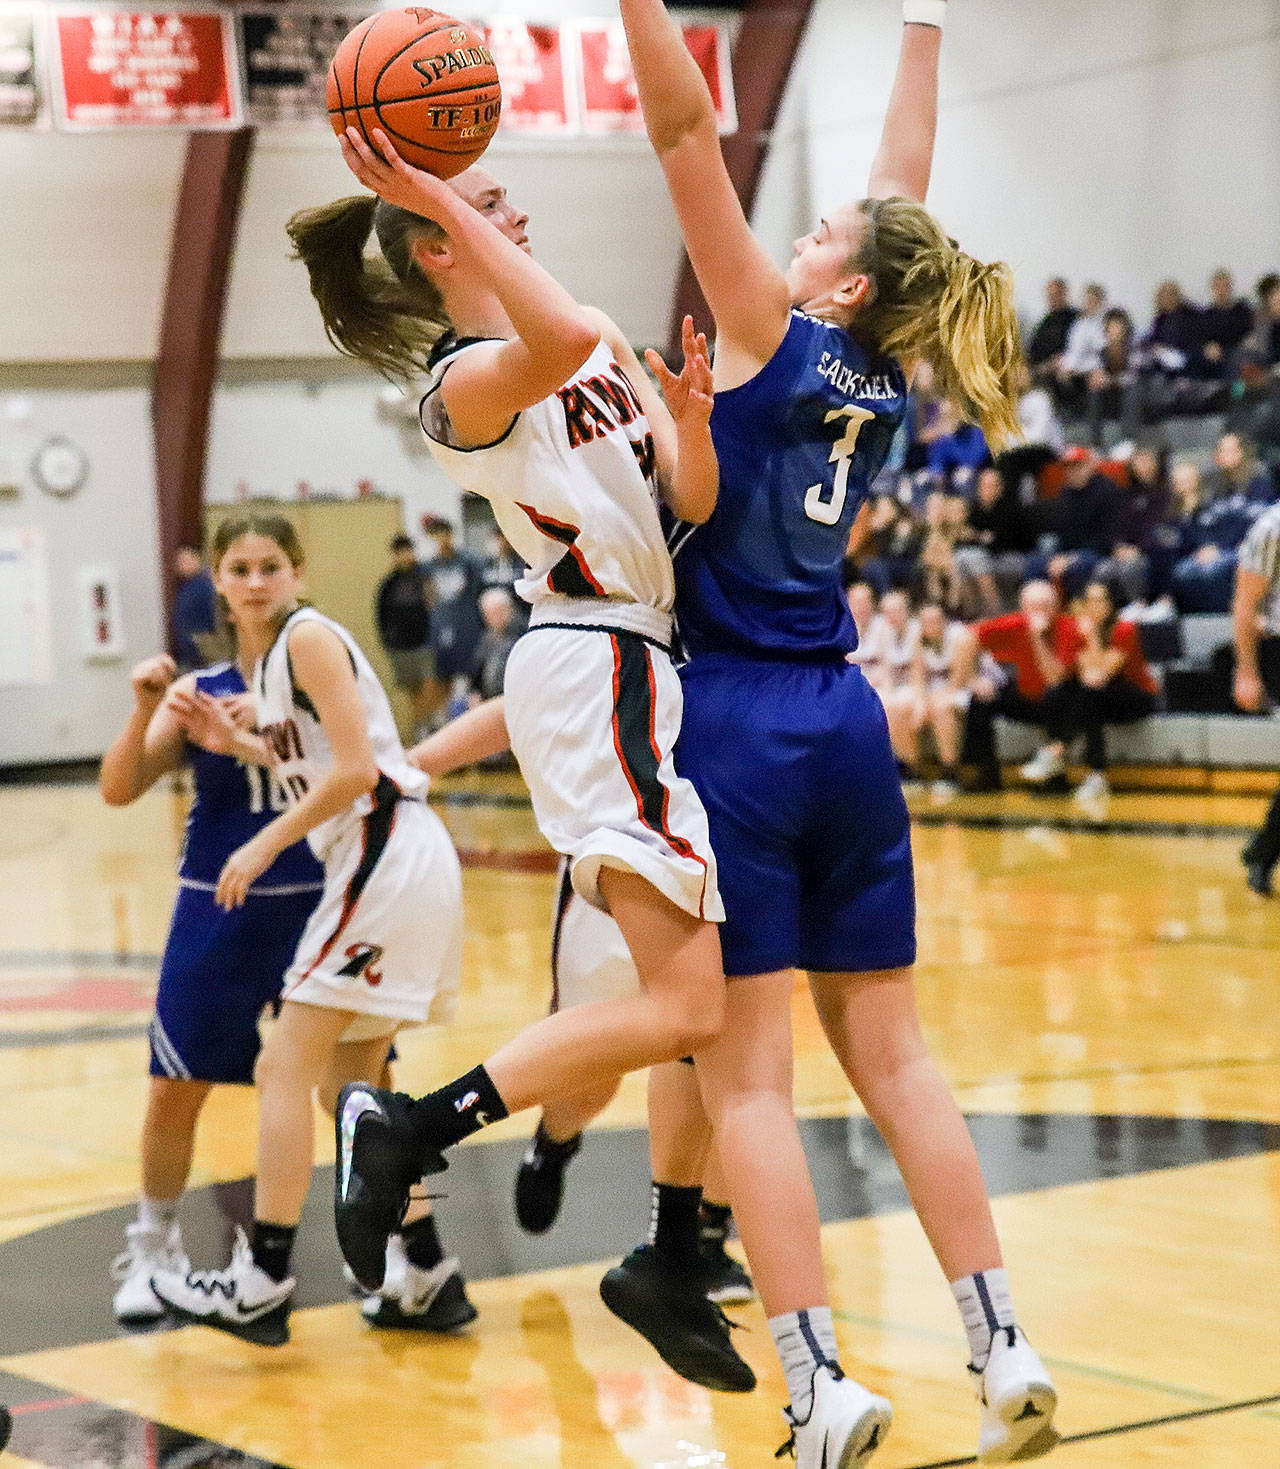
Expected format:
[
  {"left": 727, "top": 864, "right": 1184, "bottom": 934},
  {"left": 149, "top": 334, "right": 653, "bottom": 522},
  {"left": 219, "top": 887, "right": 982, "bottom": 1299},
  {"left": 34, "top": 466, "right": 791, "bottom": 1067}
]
[
  {"left": 612, "top": 3, "right": 1060, "bottom": 1466},
  {"left": 101, "top": 651, "right": 321, "bottom": 1325}
]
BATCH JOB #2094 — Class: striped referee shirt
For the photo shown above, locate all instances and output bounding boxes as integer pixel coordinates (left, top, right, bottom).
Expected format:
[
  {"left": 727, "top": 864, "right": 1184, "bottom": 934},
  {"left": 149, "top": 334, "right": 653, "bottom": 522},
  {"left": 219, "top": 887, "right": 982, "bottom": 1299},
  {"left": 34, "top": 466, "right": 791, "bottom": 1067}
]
[{"left": 1239, "top": 502, "right": 1280, "bottom": 633}]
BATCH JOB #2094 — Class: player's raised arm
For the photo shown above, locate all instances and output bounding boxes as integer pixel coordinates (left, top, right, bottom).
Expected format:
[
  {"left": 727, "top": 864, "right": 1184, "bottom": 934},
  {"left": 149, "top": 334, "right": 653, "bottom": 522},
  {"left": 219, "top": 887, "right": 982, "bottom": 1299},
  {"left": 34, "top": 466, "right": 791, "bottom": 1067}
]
[
  {"left": 617, "top": 0, "right": 791, "bottom": 370},
  {"left": 100, "top": 656, "right": 188, "bottom": 805},
  {"left": 867, "top": 4, "right": 947, "bottom": 204}
]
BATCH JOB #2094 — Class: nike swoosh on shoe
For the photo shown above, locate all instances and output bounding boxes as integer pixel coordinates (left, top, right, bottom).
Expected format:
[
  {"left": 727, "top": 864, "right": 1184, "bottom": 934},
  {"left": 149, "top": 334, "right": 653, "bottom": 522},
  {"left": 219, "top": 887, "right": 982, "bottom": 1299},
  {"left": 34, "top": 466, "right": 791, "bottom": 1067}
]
[{"left": 339, "top": 1090, "right": 385, "bottom": 1202}]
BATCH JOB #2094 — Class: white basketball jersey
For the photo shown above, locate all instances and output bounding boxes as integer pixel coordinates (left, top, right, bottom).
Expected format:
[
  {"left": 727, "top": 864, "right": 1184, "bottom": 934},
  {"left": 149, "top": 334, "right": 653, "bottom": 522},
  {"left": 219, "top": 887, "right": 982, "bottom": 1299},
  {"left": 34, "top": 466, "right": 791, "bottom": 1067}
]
[
  {"left": 420, "top": 336, "right": 676, "bottom": 617},
  {"left": 255, "top": 607, "right": 428, "bottom": 860}
]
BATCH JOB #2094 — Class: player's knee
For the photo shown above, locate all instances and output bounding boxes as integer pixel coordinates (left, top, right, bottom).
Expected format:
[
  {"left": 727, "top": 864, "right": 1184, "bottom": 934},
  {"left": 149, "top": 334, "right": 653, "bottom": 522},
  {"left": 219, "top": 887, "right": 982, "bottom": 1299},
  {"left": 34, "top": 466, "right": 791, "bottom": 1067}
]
[{"left": 661, "top": 992, "right": 724, "bottom": 1055}]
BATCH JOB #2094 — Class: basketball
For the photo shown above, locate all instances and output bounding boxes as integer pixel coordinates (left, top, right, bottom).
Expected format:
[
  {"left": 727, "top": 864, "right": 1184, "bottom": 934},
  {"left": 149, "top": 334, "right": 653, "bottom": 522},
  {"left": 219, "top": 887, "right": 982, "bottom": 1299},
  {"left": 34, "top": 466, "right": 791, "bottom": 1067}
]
[{"left": 326, "top": 8, "right": 501, "bottom": 179}]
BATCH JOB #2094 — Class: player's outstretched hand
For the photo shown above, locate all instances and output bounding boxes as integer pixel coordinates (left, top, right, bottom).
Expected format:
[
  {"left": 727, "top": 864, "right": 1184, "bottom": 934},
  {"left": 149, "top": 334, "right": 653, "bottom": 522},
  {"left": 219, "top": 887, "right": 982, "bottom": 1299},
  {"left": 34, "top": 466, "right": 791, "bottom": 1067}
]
[
  {"left": 340, "top": 125, "right": 455, "bottom": 223},
  {"left": 130, "top": 654, "right": 176, "bottom": 709},
  {"left": 168, "top": 687, "right": 240, "bottom": 755},
  {"left": 216, "top": 833, "right": 277, "bottom": 910},
  {"left": 645, "top": 315, "right": 713, "bottom": 428}
]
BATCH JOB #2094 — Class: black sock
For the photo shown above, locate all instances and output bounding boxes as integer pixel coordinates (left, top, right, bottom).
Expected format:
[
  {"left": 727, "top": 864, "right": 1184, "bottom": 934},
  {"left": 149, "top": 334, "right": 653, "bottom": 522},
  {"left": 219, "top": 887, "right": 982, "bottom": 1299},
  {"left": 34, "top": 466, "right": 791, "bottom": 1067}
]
[
  {"left": 401, "top": 1213, "right": 444, "bottom": 1272},
  {"left": 407, "top": 1063, "right": 510, "bottom": 1154},
  {"left": 250, "top": 1221, "right": 297, "bottom": 1283},
  {"left": 647, "top": 1182, "right": 703, "bottom": 1268},
  {"left": 534, "top": 1120, "right": 582, "bottom": 1157},
  {"left": 699, "top": 1200, "right": 733, "bottom": 1252}
]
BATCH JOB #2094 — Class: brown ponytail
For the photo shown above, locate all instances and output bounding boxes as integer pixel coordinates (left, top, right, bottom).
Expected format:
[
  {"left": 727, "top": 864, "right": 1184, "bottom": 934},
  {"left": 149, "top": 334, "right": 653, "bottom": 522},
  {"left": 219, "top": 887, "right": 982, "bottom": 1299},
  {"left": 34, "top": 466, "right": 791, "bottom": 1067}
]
[
  {"left": 851, "top": 197, "right": 1024, "bottom": 449},
  {"left": 285, "top": 195, "right": 451, "bottom": 381}
]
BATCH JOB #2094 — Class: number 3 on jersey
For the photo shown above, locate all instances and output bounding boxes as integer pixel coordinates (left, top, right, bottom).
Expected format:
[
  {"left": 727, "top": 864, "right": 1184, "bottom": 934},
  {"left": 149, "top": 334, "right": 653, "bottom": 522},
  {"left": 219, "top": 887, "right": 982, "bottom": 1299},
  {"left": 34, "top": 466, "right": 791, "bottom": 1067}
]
[{"left": 803, "top": 405, "right": 877, "bottom": 525}]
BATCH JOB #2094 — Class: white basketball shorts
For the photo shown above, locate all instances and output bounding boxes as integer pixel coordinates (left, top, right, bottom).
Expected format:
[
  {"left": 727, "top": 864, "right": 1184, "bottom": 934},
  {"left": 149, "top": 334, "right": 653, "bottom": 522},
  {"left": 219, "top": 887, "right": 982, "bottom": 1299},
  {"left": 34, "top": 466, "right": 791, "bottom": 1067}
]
[
  {"left": 549, "top": 862, "right": 639, "bottom": 1010},
  {"left": 282, "top": 797, "right": 462, "bottom": 1039},
  {"left": 503, "top": 623, "right": 723, "bottom": 923}
]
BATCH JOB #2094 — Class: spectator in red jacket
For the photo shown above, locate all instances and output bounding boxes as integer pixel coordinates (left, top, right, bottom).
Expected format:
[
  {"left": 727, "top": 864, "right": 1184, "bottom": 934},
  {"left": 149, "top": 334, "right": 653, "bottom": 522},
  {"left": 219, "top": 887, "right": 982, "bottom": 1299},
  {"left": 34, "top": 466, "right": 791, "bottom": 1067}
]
[
  {"left": 960, "top": 580, "right": 1078, "bottom": 791},
  {"left": 1061, "top": 580, "right": 1158, "bottom": 802}
]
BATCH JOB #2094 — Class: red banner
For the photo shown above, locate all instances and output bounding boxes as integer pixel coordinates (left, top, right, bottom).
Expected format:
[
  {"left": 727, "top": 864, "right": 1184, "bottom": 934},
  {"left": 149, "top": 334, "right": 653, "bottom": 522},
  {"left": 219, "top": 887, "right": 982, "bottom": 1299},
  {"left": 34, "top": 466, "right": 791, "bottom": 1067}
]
[
  {"left": 483, "top": 18, "right": 572, "bottom": 134},
  {"left": 574, "top": 20, "right": 735, "bottom": 136},
  {"left": 53, "top": 9, "right": 239, "bottom": 129}
]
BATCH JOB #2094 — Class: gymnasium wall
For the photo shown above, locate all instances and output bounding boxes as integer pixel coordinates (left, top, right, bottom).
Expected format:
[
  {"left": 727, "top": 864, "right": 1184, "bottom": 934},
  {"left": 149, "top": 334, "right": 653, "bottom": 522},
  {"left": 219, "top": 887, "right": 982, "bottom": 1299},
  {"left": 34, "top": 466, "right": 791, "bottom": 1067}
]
[{"left": 0, "top": 0, "right": 1277, "bottom": 766}]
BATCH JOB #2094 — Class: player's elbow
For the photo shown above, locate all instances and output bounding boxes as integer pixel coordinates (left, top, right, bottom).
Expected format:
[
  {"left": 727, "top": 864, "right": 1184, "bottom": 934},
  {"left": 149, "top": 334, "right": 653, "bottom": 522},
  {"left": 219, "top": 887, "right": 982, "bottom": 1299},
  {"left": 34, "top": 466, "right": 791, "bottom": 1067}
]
[
  {"left": 336, "top": 761, "right": 380, "bottom": 801},
  {"left": 99, "top": 769, "right": 138, "bottom": 806}
]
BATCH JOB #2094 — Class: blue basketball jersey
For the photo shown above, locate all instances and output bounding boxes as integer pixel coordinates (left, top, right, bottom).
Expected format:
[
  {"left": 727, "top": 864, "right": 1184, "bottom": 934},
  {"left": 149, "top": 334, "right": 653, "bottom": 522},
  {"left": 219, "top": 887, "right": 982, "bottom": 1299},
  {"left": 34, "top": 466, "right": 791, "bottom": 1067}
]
[
  {"left": 671, "top": 310, "right": 907, "bottom": 661},
  {"left": 177, "top": 663, "right": 323, "bottom": 891}
]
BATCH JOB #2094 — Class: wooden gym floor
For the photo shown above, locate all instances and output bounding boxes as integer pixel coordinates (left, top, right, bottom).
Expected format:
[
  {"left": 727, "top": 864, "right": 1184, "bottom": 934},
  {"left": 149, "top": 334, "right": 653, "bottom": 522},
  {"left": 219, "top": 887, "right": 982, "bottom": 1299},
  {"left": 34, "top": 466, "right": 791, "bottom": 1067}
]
[{"left": 0, "top": 773, "right": 1277, "bottom": 1467}]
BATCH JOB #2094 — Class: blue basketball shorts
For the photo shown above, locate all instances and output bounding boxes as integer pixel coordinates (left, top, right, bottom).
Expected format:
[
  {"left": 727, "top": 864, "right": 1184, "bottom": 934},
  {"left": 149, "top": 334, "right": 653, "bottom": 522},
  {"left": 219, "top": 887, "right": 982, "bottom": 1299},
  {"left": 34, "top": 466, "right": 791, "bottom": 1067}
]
[
  {"left": 676, "top": 654, "right": 916, "bottom": 977},
  {"left": 149, "top": 882, "right": 320, "bottom": 1085}
]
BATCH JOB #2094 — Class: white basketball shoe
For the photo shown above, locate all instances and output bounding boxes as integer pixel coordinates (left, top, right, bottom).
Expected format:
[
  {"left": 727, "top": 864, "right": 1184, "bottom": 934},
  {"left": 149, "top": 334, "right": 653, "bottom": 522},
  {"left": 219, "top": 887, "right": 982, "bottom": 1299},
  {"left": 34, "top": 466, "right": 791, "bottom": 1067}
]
[
  {"left": 360, "top": 1234, "right": 478, "bottom": 1331},
  {"left": 778, "top": 1364, "right": 892, "bottom": 1468},
  {"left": 152, "top": 1226, "right": 295, "bottom": 1346},
  {"left": 111, "top": 1218, "right": 188, "bottom": 1323},
  {"left": 971, "top": 1326, "right": 1060, "bottom": 1463}
]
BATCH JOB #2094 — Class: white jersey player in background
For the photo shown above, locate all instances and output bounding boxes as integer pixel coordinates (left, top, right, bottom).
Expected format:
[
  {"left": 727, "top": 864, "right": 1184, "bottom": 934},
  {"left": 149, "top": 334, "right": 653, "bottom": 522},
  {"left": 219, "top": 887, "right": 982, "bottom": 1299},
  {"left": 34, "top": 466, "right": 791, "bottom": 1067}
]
[{"left": 152, "top": 513, "right": 469, "bottom": 1345}]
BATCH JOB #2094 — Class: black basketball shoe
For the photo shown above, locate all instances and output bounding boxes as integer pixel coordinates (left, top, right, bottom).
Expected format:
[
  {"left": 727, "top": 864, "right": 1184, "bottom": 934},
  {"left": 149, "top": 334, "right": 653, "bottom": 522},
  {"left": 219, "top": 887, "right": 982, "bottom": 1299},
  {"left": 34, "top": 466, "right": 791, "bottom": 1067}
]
[
  {"left": 514, "top": 1125, "right": 582, "bottom": 1234},
  {"left": 599, "top": 1245, "right": 756, "bottom": 1393},
  {"left": 334, "top": 1083, "right": 443, "bottom": 1291}
]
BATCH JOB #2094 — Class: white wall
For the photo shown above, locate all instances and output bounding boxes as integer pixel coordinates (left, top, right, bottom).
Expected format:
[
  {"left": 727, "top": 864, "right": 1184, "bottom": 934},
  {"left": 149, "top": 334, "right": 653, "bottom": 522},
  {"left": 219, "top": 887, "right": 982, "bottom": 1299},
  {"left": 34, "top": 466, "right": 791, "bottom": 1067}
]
[
  {"left": 0, "top": 378, "right": 165, "bottom": 764},
  {"left": 764, "top": 0, "right": 1280, "bottom": 318}
]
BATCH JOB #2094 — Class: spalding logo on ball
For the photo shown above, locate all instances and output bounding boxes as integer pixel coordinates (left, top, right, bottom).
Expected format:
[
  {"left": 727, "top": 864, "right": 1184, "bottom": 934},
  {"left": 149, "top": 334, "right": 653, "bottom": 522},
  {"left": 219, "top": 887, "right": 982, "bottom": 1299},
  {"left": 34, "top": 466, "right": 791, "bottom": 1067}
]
[{"left": 327, "top": 8, "right": 502, "bottom": 179}]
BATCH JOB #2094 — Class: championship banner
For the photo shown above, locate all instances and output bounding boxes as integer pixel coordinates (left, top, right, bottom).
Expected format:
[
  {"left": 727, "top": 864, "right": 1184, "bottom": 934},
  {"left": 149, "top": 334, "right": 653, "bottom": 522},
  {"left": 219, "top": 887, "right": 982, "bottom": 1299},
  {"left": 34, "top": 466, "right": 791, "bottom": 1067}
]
[
  {"left": 483, "top": 18, "right": 572, "bottom": 134},
  {"left": 574, "top": 20, "right": 735, "bottom": 136},
  {"left": 240, "top": 7, "right": 371, "bottom": 126},
  {"left": 0, "top": 6, "right": 44, "bottom": 126},
  {"left": 51, "top": 8, "right": 240, "bottom": 129}
]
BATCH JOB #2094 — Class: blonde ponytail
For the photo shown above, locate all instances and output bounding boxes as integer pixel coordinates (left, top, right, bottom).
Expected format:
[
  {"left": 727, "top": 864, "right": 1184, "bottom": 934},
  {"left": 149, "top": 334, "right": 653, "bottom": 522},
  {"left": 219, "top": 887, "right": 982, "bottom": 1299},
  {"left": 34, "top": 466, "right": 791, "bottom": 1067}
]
[
  {"left": 286, "top": 195, "right": 451, "bottom": 382},
  {"left": 852, "top": 197, "right": 1024, "bottom": 449}
]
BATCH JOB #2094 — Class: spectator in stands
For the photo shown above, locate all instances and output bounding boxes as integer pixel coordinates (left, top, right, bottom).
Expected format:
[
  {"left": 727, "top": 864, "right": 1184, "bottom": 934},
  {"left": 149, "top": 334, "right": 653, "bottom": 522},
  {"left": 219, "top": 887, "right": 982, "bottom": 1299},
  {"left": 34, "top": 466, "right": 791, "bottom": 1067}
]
[
  {"left": 1168, "top": 446, "right": 1265, "bottom": 614},
  {"left": 1086, "top": 308, "right": 1143, "bottom": 447},
  {"left": 1096, "top": 442, "right": 1171, "bottom": 607},
  {"left": 1232, "top": 501, "right": 1280, "bottom": 894},
  {"left": 1201, "top": 431, "right": 1273, "bottom": 504},
  {"left": 171, "top": 545, "right": 218, "bottom": 674},
  {"left": 1143, "top": 279, "right": 1204, "bottom": 378},
  {"left": 1242, "top": 278, "right": 1280, "bottom": 453},
  {"left": 955, "top": 466, "right": 1034, "bottom": 614},
  {"left": 1057, "top": 282, "right": 1108, "bottom": 416},
  {"left": 1199, "top": 269, "right": 1253, "bottom": 378},
  {"left": 859, "top": 590, "right": 920, "bottom": 774},
  {"left": 902, "top": 360, "right": 947, "bottom": 472},
  {"left": 845, "top": 581, "right": 883, "bottom": 681},
  {"left": 1026, "top": 277, "right": 1078, "bottom": 386},
  {"left": 855, "top": 493, "right": 922, "bottom": 594},
  {"left": 468, "top": 586, "right": 521, "bottom": 704},
  {"left": 997, "top": 362, "right": 1065, "bottom": 498},
  {"left": 962, "top": 580, "right": 1078, "bottom": 791},
  {"left": 1062, "top": 579, "right": 1158, "bottom": 803},
  {"left": 925, "top": 399, "right": 990, "bottom": 493},
  {"left": 912, "top": 491, "right": 968, "bottom": 616},
  {"left": 1037, "top": 446, "right": 1124, "bottom": 597},
  {"left": 909, "top": 601, "right": 979, "bottom": 800},
  {"left": 480, "top": 530, "right": 527, "bottom": 630},
  {"left": 375, "top": 533, "right": 435, "bottom": 738},
  {"left": 421, "top": 515, "right": 486, "bottom": 710}
]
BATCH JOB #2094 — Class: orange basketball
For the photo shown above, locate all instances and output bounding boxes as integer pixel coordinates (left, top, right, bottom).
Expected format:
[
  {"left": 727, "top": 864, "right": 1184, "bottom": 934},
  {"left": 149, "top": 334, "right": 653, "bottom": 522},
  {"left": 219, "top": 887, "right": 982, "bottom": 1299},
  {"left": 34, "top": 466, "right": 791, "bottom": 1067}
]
[{"left": 326, "top": 8, "right": 501, "bottom": 179}]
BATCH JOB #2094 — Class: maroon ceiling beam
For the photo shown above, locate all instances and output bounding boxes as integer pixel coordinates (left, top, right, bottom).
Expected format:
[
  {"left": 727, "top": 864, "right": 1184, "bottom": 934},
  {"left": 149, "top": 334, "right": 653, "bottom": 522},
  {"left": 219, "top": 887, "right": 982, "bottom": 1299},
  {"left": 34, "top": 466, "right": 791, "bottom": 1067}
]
[
  {"left": 667, "top": 0, "right": 815, "bottom": 357},
  {"left": 152, "top": 126, "right": 254, "bottom": 630}
]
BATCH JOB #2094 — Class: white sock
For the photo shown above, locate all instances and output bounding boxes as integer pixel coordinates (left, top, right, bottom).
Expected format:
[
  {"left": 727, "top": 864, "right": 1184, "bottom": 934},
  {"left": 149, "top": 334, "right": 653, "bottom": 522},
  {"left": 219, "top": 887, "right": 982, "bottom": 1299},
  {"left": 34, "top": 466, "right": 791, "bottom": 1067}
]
[
  {"left": 769, "top": 1307, "right": 839, "bottom": 1420},
  {"left": 138, "top": 1197, "right": 179, "bottom": 1233},
  {"left": 951, "top": 1267, "right": 1015, "bottom": 1370}
]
